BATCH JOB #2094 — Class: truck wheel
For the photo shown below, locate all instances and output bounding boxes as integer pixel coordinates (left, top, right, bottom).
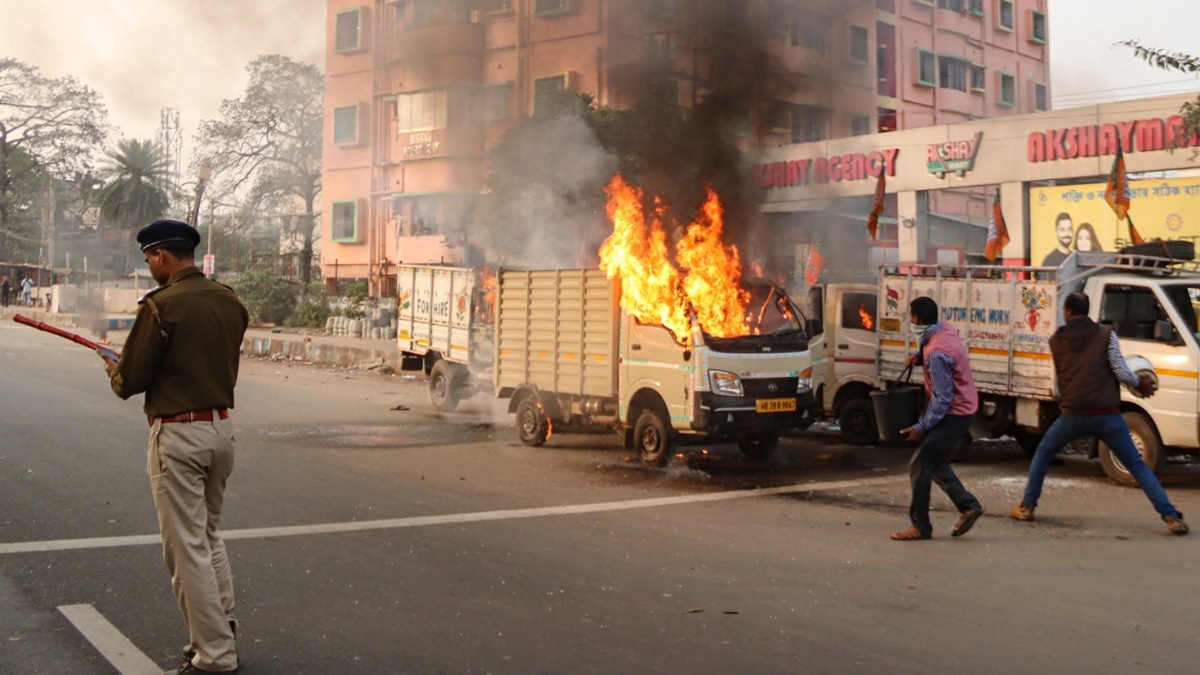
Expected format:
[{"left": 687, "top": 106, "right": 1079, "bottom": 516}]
[
  {"left": 633, "top": 409, "right": 674, "bottom": 467},
  {"left": 429, "top": 361, "right": 461, "bottom": 412},
  {"left": 1098, "top": 412, "right": 1163, "bottom": 487},
  {"left": 738, "top": 433, "right": 780, "bottom": 460},
  {"left": 1012, "top": 428, "right": 1043, "bottom": 456},
  {"left": 515, "top": 397, "right": 550, "bottom": 447},
  {"left": 838, "top": 398, "right": 878, "bottom": 445}
]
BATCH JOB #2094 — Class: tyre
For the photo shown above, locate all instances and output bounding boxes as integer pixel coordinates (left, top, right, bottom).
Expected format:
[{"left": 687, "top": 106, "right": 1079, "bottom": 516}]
[
  {"left": 515, "top": 397, "right": 550, "bottom": 447},
  {"left": 633, "top": 409, "right": 674, "bottom": 467},
  {"left": 428, "top": 361, "right": 461, "bottom": 412},
  {"left": 1098, "top": 412, "right": 1163, "bottom": 487},
  {"left": 838, "top": 398, "right": 878, "bottom": 445},
  {"left": 1012, "top": 428, "right": 1043, "bottom": 456},
  {"left": 738, "top": 433, "right": 780, "bottom": 460}
]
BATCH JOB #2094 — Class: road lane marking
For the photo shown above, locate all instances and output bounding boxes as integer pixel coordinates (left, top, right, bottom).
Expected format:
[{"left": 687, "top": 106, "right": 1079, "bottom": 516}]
[
  {"left": 2, "top": 475, "right": 904, "bottom": 555},
  {"left": 58, "top": 604, "right": 162, "bottom": 675}
]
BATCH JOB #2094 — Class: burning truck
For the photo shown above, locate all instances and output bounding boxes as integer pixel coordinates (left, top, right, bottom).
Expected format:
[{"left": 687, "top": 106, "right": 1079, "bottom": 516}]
[{"left": 398, "top": 176, "right": 818, "bottom": 465}]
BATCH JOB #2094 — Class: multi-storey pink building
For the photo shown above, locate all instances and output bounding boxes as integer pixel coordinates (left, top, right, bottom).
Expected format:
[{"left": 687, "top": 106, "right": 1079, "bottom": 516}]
[{"left": 322, "top": 0, "right": 1049, "bottom": 294}]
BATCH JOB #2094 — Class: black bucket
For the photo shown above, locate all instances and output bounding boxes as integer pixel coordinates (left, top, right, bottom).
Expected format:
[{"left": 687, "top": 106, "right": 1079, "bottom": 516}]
[{"left": 870, "top": 366, "right": 923, "bottom": 442}]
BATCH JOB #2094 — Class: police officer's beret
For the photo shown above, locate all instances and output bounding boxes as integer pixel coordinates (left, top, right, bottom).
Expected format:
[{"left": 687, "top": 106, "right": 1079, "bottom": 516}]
[{"left": 137, "top": 219, "right": 201, "bottom": 252}]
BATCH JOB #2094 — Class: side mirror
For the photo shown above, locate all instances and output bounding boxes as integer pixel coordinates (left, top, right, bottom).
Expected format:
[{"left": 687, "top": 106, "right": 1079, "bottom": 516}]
[
  {"left": 1153, "top": 319, "right": 1182, "bottom": 345},
  {"left": 806, "top": 318, "right": 823, "bottom": 338}
]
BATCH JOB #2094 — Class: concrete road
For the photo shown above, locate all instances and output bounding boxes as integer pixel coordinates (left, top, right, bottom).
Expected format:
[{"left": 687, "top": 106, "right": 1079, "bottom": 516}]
[{"left": 1, "top": 320, "right": 1198, "bottom": 674}]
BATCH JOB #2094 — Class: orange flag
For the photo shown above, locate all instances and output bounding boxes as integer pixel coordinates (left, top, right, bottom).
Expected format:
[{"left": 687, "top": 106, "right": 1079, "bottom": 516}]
[
  {"left": 804, "top": 241, "right": 826, "bottom": 287},
  {"left": 984, "top": 194, "right": 1009, "bottom": 262},
  {"left": 866, "top": 172, "right": 885, "bottom": 239},
  {"left": 1104, "top": 139, "right": 1131, "bottom": 220},
  {"left": 1127, "top": 215, "right": 1145, "bottom": 246}
]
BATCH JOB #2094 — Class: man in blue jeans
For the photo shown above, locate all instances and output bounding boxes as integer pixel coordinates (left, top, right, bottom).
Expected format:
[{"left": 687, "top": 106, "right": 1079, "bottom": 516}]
[{"left": 1011, "top": 292, "right": 1188, "bottom": 535}]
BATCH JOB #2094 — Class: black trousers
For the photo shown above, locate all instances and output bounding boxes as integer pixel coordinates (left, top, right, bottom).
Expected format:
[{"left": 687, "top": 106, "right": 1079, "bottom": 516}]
[{"left": 908, "top": 414, "right": 980, "bottom": 535}]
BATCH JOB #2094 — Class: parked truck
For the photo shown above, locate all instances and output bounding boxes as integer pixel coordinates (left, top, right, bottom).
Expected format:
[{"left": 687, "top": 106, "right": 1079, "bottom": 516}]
[
  {"left": 818, "top": 247, "right": 1200, "bottom": 486},
  {"left": 396, "top": 263, "right": 494, "bottom": 412},
  {"left": 492, "top": 268, "right": 818, "bottom": 465}
]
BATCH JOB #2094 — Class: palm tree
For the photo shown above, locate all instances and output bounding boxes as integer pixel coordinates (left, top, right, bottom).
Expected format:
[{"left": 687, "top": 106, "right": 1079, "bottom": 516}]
[{"left": 97, "top": 139, "right": 171, "bottom": 274}]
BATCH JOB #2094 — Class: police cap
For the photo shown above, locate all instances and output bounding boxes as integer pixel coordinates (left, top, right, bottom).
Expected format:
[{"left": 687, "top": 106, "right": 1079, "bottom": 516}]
[{"left": 137, "top": 219, "right": 201, "bottom": 252}]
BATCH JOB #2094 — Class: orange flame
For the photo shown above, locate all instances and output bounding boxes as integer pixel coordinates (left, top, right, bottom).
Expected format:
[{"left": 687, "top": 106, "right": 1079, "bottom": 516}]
[
  {"left": 598, "top": 175, "right": 751, "bottom": 344},
  {"left": 858, "top": 305, "right": 873, "bottom": 331}
]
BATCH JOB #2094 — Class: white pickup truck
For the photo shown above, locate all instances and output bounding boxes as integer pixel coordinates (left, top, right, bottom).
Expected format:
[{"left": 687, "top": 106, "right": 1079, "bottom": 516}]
[{"left": 816, "top": 246, "right": 1200, "bottom": 485}]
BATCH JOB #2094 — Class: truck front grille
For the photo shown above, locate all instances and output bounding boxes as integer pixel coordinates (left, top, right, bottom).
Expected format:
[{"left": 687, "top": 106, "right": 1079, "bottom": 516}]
[{"left": 742, "top": 377, "right": 799, "bottom": 398}]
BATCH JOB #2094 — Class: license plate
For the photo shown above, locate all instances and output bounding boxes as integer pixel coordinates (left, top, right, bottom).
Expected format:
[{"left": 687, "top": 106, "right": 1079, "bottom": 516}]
[{"left": 756, "top": 398, "right": 797, "bottom": 413}]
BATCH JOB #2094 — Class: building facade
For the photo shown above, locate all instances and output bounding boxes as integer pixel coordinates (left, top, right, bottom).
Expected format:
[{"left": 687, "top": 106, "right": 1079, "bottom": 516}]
[{"left": 322, "top": 0, "right": 1050, "bottom": 295}]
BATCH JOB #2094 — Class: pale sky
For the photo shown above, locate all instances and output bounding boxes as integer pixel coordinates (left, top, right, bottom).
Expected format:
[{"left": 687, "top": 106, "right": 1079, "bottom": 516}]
[{"left": 1, "top": 0, "right": 1197, "bottom": 160}]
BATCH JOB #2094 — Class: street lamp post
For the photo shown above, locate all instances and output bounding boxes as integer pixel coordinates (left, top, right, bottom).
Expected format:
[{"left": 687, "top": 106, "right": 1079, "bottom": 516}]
[{"left": 186, "top": 162, "right": 213, "bottom": 228}]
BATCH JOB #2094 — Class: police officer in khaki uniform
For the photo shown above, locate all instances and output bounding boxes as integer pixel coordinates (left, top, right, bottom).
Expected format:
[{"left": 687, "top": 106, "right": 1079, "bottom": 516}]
[{"left": 103, "top": 219, "right": 249, "bottom": 674}]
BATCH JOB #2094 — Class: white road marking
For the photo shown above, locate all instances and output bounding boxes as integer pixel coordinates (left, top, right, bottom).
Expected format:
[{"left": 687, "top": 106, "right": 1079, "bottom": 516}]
[
  {"left": 2, "top": 475, "right": 904, "bottom": 556},
  {"left": 57, "top": 604, "right": 163, "bottom": 675}
]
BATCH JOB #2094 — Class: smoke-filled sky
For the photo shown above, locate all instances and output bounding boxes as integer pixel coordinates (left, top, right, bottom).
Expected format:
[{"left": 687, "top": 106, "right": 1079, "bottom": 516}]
[{"left": 0, "top": 0, "right": 1197, "bottom": 154}]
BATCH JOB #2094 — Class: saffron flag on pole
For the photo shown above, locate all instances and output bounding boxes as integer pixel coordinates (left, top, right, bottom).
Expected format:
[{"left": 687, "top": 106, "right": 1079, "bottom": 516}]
[
  {"left": 866, "top": 172, "right": 885, "bottom": 239},
  {"left": 1104, "top": 138, "right": 1131, "bottom": 220},
  {"left": 984, "top": 194, "right": 1009, "bottom": 262},
  {"left": 1127, "top": 215, "right": 1146, "bottom": 245},
  {"left": 804, "top": 241, "right": 826, "bottom": 287}
]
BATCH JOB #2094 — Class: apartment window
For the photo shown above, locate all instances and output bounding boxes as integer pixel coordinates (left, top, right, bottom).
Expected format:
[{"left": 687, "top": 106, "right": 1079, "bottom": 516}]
[
  {"left": 876, "top": 0, "right": 896, "bottom": 11},
  {"left": 849, "top": 26, "right": 869, "bottom": 64},
  {"left": 331, "top": 200, "right": 359, "bottom": 242},
  {"left": 333, "top": 105, "right": 360, "bottom": 145},
  {"left": 335, "top": 8, "right": 363, "bottom": 53},
  {"left": 483, "top": 0, "right": 514, "bottom": 13},
  {"left": 476, "top": 84, "right": 512, "bottom": 123},
  {"left": 644, "top": 0, "right": 679, "bottom": 20},
  {"left": 793, "top": 10, "right": 828, "bottom": 53},
  {"left": 1034, "top": 82, "right": 1047, "bottom": 110},
  {"left": 534, "top": 75, "right": 568, "bottom": 115},
  {"left": 766, "top": 2, "right": 790, "bottom": 37},
  {"left": 917, "top": 49, "right": 936, "bottom": 86},
  {"left": 939, "top": 56, "right": 969, "bottom": 92},
  {"left": 970, "top": 64, "right": 985, "bottom": 91},
  {"left": 937, "top": 0, "right": 964, "bottom": 10},
  {"left": 535, "top": 0, "right": 573, "bottom": 16},
  {"left": 792, "top": 105, "right": 827, "bottom": 143},
  {"left": 996, "top": 0, "right": 1014, "bottom": 30},
  {"left": 726, "top": 0, "right": 748, "bottom": 27},
  {"left": 969, "top": 0, "right": 984, "bottom": 15},
  {"left": 851, "top": 114, "right": 873, "bottom": 136},
  {"left": 999, "top": 71, "right": 1016, "bottom": 106},
  {"left": 396, "top": 90, "right": 449, "bottom": 133},
  {"left": 1028, "top": 10, "right": 1047, "bottom": 43},
  {"left": 767, "top": 100, "right": 791, "bottom": 131}
]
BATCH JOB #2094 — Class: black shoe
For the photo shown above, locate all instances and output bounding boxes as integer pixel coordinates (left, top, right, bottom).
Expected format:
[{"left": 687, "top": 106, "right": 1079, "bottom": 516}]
[
  {"left": 178, "top": 663, "right": 237, "bottom": 674},
  {"left": 952, "top": 508, "right": 983, "bottom": 537},
  {"left": 181, "top": 619, "right": 238, "bottom": 665}
]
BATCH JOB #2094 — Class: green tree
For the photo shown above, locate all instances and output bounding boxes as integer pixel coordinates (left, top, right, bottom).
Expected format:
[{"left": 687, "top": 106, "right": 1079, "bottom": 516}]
[
  {"left": 230, "top": 268, "right": 295, "bottom": 325},
  {"left": 1118, "top": 40, "right": 1200, "bottom": 149},
  {"left": 0, "top": 58, "right": 107, "bottom": 261},
  {"left": 196, "top": 55, "right": 323, "bottom": 285},
  {"left": 97, "top": 139, "right": 171, "bottom": 273}
]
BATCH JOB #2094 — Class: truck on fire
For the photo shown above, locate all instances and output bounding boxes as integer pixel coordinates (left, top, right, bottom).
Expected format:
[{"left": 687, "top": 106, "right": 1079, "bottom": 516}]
[
  {"left": 812, "top": 246, "right": 1200, "bottom": 486},
  {"left": 493, "top": 268, "right": 818, "bottom": 465}
]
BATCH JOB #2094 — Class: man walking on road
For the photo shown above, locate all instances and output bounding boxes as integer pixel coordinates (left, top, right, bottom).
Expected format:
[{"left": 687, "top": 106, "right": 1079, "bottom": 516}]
[
  {"left": 891, "top": 296, "right": 984, "bottom": 541},
  {"left": 1011, "top": 292, "right": 1188, "bottom": 535},
  {"left": 20, "top": 276, "right": 33, "bottom": 307},
  {"left": 102, "top": 219, "right": 250, "bottom": 673}
]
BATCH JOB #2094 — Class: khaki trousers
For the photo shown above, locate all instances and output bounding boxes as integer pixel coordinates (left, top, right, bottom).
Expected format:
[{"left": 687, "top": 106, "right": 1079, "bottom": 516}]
[{"left": 148, "top": 414, "right": 238, "bottom": 671}]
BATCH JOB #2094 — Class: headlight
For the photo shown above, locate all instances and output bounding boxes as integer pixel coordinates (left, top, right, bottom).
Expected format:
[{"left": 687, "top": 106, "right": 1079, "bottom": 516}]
[
  {"left": 710, "top": 370, "right": 744, "bottom": 397},
  {"left": 797, "top": 367, "right": 813, "bottom": 393}
]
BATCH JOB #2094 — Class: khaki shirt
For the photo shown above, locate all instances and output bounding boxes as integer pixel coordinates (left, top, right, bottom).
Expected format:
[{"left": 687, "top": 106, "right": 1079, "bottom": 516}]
[{"left": 110, "top": 266, "right": 249, "bottom": 417}]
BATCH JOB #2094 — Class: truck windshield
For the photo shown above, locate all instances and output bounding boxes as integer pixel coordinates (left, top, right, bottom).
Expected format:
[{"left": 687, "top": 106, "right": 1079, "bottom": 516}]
[
  {"left": 702, "top": 284, "right": 809, "bottom": 352},
  {"left": 1163, "top": 284, "right": 1200, "bottom": 345}
]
